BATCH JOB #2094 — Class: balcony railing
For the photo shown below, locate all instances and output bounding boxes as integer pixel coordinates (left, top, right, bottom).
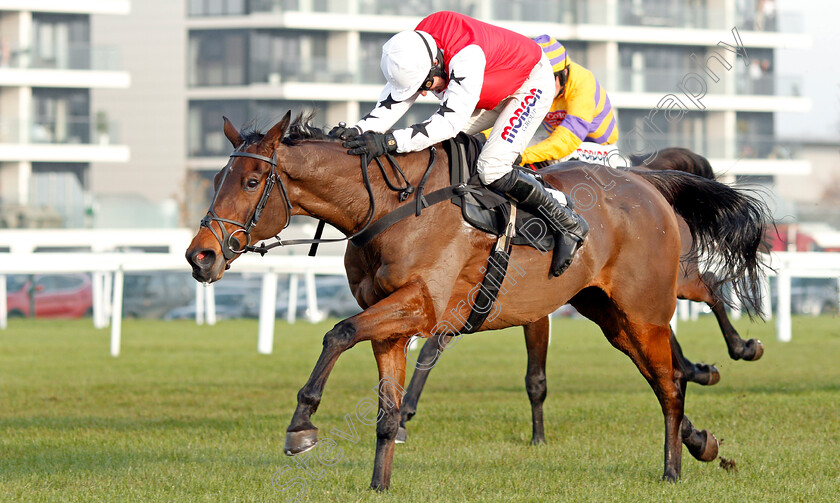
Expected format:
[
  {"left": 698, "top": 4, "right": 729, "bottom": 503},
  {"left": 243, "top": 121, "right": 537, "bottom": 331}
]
[
  {"left": 0, "top": 43, "right": 122, "bottom": 72},
  {"left": 187, "top": 0, "right": 804, "bottom": 33},
  {"left": 0, "top": 118, "right": 122, "bottom": 145},
  {"left": 587, "top": 67, "right": 803, "bottom": 98},
  {"left": 618, "top": 132, "right": 801, "bottom": 161}
]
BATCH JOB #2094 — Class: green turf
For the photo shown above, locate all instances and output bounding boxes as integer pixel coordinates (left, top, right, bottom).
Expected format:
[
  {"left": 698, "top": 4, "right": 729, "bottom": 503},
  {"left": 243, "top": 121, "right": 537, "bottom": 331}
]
[{"left": 1, "top": 315, "right": 839, "bottom": 502}]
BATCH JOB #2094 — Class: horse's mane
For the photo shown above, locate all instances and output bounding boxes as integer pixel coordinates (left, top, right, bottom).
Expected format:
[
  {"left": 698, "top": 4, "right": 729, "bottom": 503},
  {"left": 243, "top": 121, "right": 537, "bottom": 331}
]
[{"left": 239, "top": 111, "right": 336, "bottom": 147}]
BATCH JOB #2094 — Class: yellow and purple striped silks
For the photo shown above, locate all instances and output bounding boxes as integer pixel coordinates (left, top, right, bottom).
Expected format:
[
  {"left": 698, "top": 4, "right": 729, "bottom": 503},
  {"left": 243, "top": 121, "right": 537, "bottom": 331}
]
[{"left": 521, "top": 60, "right": 619, "bottom": 165}]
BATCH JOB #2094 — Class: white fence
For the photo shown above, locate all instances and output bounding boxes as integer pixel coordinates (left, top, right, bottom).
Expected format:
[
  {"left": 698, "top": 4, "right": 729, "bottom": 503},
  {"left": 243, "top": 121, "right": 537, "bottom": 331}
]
[{"left": 1, "top": 229, "right": 839, "bottom": 355}]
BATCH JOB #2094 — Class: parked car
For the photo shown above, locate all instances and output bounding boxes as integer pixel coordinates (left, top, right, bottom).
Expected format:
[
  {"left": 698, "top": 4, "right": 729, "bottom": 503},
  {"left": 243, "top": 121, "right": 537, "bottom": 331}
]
[
  {"left": 790, "top": 277, "right": 839, "bottom": 316},
  {"left": 5, "top": 274, "right": 93, "bottom": 318},
  {"left": 272, "top": 276, "right": 361, "bottom": 321},
  {"left": 163, "top": 278, "right": 260, "bottom": 320},
  {"left": 123, "top": 272, "right": 196, "bottom": 318}
]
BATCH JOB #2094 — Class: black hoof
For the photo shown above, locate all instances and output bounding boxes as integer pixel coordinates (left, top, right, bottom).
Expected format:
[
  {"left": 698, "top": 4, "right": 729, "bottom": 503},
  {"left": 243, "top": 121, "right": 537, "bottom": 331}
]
[
  {"left": 396, "top": 426, "right": 407, "bottom": 444},
  {"left": 688, "top": 363, "right": 721, "bottom": 386},
  {"left": 530, "top": 436, "right": 546, "bottom": 446},
  {"left": 284, "top": 428, "right": 318, "bottom": 456},
  {"left": 741, "top": 339, "right": 764, "bottom": 361},
  {"left": 687, "top": 430, "right": 719, "bottom": 462},
  {"left": 661, "top": 470, "right": 679, "bottom": 483}
]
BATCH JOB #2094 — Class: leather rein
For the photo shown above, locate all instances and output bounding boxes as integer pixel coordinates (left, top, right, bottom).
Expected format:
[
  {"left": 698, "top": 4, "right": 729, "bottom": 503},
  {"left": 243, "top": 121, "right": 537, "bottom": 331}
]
[{"left": 199, "top": 145, "right": 448, "bottom": 260}]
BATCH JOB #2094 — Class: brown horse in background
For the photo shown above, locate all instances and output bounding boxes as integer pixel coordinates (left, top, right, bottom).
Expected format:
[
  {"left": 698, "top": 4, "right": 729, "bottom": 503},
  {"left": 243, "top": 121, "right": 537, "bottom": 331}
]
[
  {"left": 185, "top": 113, "right": 770, "bottom": 489},
  {"left": 399, "top": 147, "right": 766, "bottom": 446}
]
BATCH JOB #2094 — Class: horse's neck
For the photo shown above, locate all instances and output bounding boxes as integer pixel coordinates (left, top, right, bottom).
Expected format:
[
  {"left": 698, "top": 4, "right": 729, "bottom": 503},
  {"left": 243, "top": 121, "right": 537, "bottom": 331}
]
[{"left": 286, "top": 142, "right": 445, "bottom": 236}]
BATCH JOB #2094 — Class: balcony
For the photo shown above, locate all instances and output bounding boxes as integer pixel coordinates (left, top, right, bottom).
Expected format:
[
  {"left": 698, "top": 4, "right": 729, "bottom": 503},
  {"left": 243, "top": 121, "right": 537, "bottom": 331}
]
[
  {"left": 601, "top": 68, "right": 804, "bottom": 98},
  {"left": 187, "top": 0, "right": 804, "bottom": 34},
  {"left": 0, "top": 117, "right": 128, "bottom": 163},
  {"left": 1, "top": 42, "right": 122, "bottom": 72},
  {"left": 618, "top": 131, "right": 806, "bottom": 164}
]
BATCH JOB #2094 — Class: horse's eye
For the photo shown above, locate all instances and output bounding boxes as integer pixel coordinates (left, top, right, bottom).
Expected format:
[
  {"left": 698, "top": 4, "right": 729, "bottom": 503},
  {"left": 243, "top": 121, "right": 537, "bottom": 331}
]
[{"left": 246, "top": 179, "right": 260, "bottom": 189}]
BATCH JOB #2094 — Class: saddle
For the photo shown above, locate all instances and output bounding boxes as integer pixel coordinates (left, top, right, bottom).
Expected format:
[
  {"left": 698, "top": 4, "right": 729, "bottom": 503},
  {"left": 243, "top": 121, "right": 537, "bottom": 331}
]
[{"left": 442, "top": 133, "right": 555, "bottom": 251}]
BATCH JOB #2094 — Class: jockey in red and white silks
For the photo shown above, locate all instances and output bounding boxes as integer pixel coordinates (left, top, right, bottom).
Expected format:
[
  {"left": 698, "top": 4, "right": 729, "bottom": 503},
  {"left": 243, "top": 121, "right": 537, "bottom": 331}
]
[{"left": 353, "top": 10, "right": 554, "bottom": 185}]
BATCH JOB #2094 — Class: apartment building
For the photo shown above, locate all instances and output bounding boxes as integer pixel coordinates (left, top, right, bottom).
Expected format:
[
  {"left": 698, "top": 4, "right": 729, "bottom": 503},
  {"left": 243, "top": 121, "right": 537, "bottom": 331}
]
[
  {"left": 0, "top": 0, "right": 130, "bottom": 228},
  {"left": 6, "top": 0, "right": 813, "bottom": 228},
  {"left": 180, "top": 0, "right": 811, "bottom": 223}
]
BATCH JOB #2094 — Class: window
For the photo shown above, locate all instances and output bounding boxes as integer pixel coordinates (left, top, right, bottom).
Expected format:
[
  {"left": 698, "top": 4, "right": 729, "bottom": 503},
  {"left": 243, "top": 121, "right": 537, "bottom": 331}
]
[
  {"left": 618, "top": 44, "right": 705, "bottom": 93},
  {"left": 188, "top": 30, "right": 248, "bottom": 86},
  {"left": 31, "top": 13, "right": 89, "bottom": 70},
  {"left": 618, "top": 109, "right": 708, "bottom": 157},
  {"left": 188, "top": 0, "right": 247, "bottom": 16},
  {"left": 188, "top": 99, "right": 327, "bottom": 157},
  {"left": 32, "top": 88, "right": 91, "bottom": 144}
]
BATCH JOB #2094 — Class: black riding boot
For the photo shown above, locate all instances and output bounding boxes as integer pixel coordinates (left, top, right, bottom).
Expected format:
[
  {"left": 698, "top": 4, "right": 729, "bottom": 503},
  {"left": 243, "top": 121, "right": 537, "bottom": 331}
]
[{"left": 490, "top": 169, "right": 589, "bottom": 276}]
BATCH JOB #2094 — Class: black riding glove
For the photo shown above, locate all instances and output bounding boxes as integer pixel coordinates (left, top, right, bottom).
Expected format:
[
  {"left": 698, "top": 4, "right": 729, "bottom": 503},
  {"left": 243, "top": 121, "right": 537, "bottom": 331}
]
[
  {"left": 343, "top": 132, "right": 397, "bottom": 158},
  {"left": 328, "top": 122, "right": 361, "bottom": 140}
]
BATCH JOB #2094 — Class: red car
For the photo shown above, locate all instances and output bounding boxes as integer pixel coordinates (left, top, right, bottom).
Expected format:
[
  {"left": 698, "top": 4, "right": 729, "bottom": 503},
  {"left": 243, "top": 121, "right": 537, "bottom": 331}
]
[{"left": 5, "top": 274, "right": 94, "bottom": 318}]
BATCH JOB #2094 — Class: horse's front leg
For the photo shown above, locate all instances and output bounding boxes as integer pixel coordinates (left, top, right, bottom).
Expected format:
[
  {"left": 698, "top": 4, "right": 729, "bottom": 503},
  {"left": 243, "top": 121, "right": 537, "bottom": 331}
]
[{"left": 283, "top": 281, "right": 436, "bottom": 489}]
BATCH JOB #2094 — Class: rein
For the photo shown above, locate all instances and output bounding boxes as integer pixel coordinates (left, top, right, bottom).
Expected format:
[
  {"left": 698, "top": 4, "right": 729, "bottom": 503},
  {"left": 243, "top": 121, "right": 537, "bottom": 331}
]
[{"left": 200, "top": 145, "right": 444, "bottom": 259}]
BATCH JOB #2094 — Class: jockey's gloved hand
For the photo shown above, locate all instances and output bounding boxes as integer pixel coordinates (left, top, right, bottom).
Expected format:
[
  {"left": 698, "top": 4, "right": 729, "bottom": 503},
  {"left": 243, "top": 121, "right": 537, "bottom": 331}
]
[
  {"left": 328, "top": 122, "right": 361, "bottom": 140},
  {"left": 344, "top": 132, "right": 397, "bottom": 157}
]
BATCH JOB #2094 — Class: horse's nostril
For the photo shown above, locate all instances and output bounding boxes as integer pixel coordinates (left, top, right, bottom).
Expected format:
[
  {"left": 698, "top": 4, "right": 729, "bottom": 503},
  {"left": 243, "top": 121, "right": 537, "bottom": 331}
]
[{"left": 191, "top": 249, "right": 215, "bottom": 267}]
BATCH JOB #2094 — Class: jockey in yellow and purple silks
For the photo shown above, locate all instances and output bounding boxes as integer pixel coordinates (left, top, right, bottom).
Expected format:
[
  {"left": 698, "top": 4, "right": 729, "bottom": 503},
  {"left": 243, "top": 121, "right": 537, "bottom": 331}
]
[{"left": 521, "top": 35, "right": 619, "bottom": 168}]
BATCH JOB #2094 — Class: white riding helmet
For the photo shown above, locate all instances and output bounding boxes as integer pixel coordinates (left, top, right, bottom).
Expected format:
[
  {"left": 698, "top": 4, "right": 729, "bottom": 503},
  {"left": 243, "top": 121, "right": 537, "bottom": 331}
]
[{"left": 380, "top": 30, "right": 438, "bottom": 100}]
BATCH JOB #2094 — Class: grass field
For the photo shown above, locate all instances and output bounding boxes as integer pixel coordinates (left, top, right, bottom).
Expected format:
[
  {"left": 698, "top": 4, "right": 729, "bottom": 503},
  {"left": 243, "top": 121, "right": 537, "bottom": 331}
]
[{"left": 1, "top": 315, "right": 839, "bottom": 502}]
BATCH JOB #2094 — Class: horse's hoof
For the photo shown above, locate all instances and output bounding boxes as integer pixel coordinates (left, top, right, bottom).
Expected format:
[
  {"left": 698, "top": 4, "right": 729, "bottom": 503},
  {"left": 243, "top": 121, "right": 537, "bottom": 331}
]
[
  {"left": 742, "top": 339, "right": 764, "bottom": 361},
  {"left": 688, "top": 430, "right": 719, "bottom": 462},
  {"left": 690, "top": 364, "right": 720, "bottom": 386},
  {"left": 530, "top": 437, "right": 546, "bottom": 446},
  {"left": 661, "top": 470, "right": 679, "bottom": 483},
  {"left": 395, "top": 426, "right": 407, "bottom": 444},
  {"left": 284, "top": 428, "right": 318, "bottom": 456}
]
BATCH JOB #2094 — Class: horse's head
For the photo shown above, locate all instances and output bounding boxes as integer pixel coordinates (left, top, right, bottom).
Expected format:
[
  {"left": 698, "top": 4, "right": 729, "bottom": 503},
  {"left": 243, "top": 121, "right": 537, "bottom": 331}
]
[{"left": 186, "top": 112, "right": 293, "bottom": 282}]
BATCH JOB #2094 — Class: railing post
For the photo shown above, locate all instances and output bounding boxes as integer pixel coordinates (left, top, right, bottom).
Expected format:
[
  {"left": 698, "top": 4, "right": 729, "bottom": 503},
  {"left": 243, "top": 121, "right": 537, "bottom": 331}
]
[
  {"left": 205, "top": 283, "right": 216, "bottom": 326},
  {"left": 258, "top": 271, "right": 278, "bottom": 354},
  {"left": 776, "top": 263, "right": 792, "bottom": 342},
  {"left": 286, "top": 273, "right": 299, "bottom": 324},
  {"left": 304, "top": 270, "right": 320, "bottom": 322},
  {"left": 0, "top": 274, "right": 7, "bottom": 330},
  {"left": 195, "top": 282, "right": 205, "bottom": 325},
  {"left": 110, "top": 267, "right": 124, "bottom": 357},
  {"left": 92, "top": 271, "right": 106, "bottom": 329}
]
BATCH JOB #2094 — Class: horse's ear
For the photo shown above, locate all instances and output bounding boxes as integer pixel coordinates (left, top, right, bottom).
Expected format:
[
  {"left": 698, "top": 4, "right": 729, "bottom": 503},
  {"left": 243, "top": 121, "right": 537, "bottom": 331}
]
[
  {"left": 260, "top": 111, "right": 292, "bottom": 153},
  {"left": 223, "top": 116, "right": 243, "bottom": 148}
]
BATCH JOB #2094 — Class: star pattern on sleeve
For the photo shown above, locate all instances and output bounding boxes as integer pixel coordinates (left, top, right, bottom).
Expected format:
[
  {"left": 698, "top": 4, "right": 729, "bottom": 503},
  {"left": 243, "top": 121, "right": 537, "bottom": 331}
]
[
  {"left": 377, "top": 94, "right": 401, "bottom": 109},
  {"left": 436, "top": 99, "right": 455, "bottom": 117},
  {"left": 449, "top": 70, "right": 465, "bottom": 86},
  {"left": 410, "top": 121, "right": 431, "bottom": 138},
  {"left": 360, "top": 112, "right": 378, "bottom": 121}
]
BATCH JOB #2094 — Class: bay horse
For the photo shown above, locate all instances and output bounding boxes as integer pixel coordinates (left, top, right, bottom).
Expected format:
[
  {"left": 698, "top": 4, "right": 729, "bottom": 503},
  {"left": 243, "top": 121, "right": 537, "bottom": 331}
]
[
  {"left": 398, "top": 147, "right": 766, "bottom": 445},
  {"left": 185, "top": 112, "right": 770, "bottom": 489}
]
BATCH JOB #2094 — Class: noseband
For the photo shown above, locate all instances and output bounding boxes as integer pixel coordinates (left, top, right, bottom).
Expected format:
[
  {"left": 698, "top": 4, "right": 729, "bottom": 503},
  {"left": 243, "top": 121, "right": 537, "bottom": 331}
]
[{"left": 200, "top": 151, "right": 293, "bottom": 260}]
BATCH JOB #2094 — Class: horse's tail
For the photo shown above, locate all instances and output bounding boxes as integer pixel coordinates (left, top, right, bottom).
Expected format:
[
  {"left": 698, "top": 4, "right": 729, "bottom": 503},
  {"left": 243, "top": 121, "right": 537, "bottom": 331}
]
[
  {"left": 631, "top": 147, "right": 716, "bottom": 180},
  {"left": 635, "top": 169, "right": 771, "bottom": 318}
]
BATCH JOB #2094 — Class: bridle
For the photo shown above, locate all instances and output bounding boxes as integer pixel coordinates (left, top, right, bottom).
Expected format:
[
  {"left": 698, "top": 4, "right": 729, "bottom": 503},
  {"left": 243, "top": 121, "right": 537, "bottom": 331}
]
[
  {"left": 199, "top": 143, "right": 438, "bottom": 260},
  {"left": 200, "top": 150, "right": 292, "bottom": 261}
]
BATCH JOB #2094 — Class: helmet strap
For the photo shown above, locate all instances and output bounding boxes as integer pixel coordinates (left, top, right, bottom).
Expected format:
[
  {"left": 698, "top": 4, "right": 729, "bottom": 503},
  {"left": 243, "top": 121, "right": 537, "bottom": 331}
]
[{"left": 415, "top": 31, "right": 445, "bottom": 91}]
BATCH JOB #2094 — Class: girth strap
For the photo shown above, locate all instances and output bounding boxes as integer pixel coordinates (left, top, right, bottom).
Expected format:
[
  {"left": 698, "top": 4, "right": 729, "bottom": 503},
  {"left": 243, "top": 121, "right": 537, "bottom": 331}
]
[{"left": 459, "top": 204, "right": 517, "bottom": 334}]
